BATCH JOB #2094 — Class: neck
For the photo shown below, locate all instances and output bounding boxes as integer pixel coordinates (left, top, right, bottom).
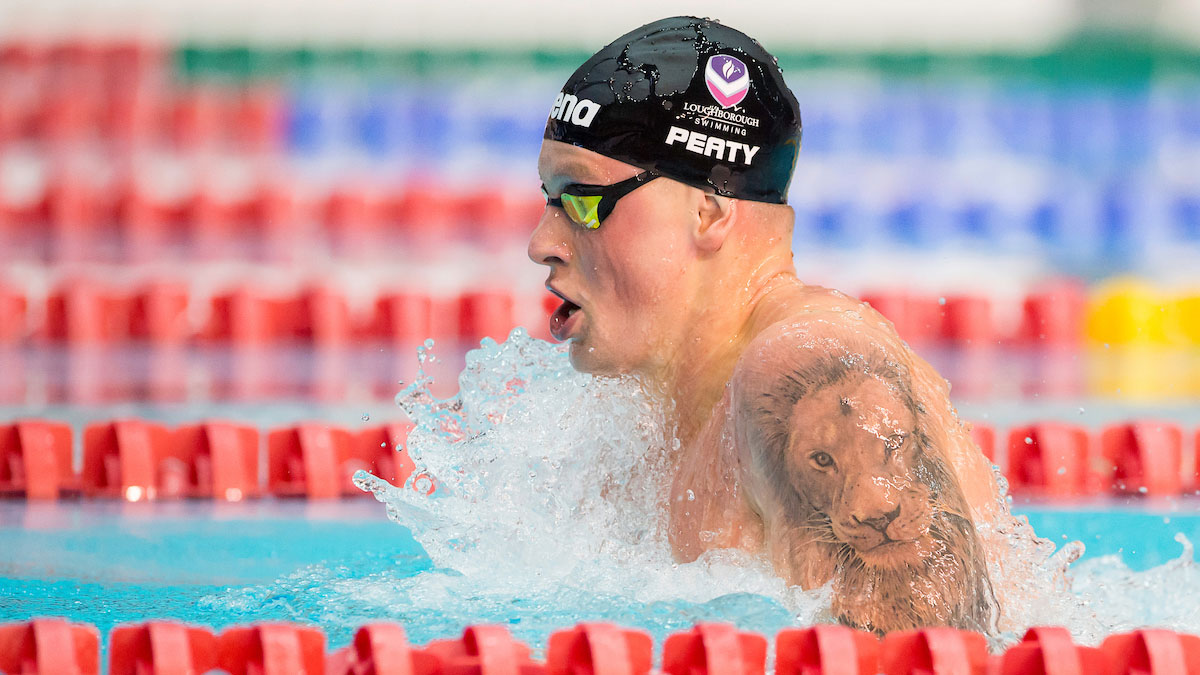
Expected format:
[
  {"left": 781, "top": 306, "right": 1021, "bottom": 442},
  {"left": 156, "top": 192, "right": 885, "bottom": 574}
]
[{"left": 656, "top": 250, "right": 799, "bottom": 445}]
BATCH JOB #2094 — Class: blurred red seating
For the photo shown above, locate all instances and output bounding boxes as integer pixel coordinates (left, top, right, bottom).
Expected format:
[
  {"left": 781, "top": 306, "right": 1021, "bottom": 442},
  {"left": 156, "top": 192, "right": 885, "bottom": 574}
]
[
  {"left": 44, "top": 280, "right": 132, "bottom": 343},
  {"left": 969, "top": 422, "right": 996, "bottom": 463},
  {"left": 0, "top": 618, "right": 100, "bottom": 675},
  {"left": 323, "top": 187, "right": 389, "bottom": 255},
  {"left": 1018, "top": 280, "right": 1085, "bottom": 345},
  {"left": 547, "top": 623, "right": 652, "bottom": 675},
  {"left": 0, "top": 420, "right": 76, "bottom": 499},
  {"left": 1101, "top": 422, "right": 1185, "bottom": 496},
  {"left": 202, "top": 287, "right": 291, "bottom": 344},
  {"left": 391, "top": 182, "right": 458, "bottom": 240},
  {"left": 879, "top": 627, "right": 988, "bottom": 675},
  {"left": 1100, "top": 628, "right": 1200, "bottom": 674},
  {"left": 366, "top": 292, "right": 434, "bottom": 342},
  {"left": 998, "top": 626, "right": 1108, "bottom": 675},
  {"left": 0, "top": 283, "right": 27, "bottom": 343},
  {"left": 129, "top": 281, "right": 191, "bottom": 344},
  {"left": 861, "top": 291, "right": 942, "bottom": 345},
  {"left": 82, "top": 419, "right": 173, "bottom": 500},
  {"left": 662, "top": 623, "right": 767, "bottom": 675},
  {"left": 218, "top": 623, "right": 325, "bottom": 675},
  {"left": 117, "top": 185, "right": 188, "bottom": 262},
  {"left": 45, "top": 180, "right": 115, "bottom": 263},
  {"left": 233, "top": 88, "right": 285, "bottom": 152},
  {"left": 940, "top": 295, "right": 994, "bottom": 345},
  {"left": 109, "top": 622, "right": 218, "bottom": 675},
  {"left": 293, "top": 286, "right": 353, "bottom": 347},
  {"left": 171, "top": 88, "right": 226, "bottom": 150},
  {"left": 268, "top": 424, "right": 356, "bottom": 499},
  {"left": 776, "top": 624, "right": 878, "bottom": 675},
  {"left": 460, "top": 290, "right": 516, "bottom": 343},
  {"left": 423, "top": 625, "right": 544, "bottom": 675},
  {"left": 328, "top": 623, "right": 438, "bottom": 675},
  {"left": 1006, "top": 422, "right": 1101, "bottom": 497},
  {"left": 171, "top": 422, "right": 260, "bottom": 500}
]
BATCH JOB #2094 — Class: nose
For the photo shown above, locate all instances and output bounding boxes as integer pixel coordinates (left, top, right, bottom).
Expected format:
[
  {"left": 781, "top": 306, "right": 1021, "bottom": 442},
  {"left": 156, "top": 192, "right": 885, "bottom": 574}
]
[
  {"left": 852, "top": 503, "right": 902, "bottom": 533},
  {"left": 527, "top": 206, "right": 573, "bottom": 267}
]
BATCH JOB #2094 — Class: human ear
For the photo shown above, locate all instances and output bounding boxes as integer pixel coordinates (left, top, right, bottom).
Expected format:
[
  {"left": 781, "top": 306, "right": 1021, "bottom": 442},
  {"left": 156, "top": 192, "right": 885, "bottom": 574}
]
[{"left": 694, "top": 192, "right": 736, "bottom": 253}]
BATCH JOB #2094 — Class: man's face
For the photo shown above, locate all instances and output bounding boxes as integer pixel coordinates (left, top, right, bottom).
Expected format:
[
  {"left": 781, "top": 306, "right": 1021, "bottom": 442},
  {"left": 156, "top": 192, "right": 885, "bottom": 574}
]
[{"left": 530, "top": 140, "right": 698, "bottom": 375}]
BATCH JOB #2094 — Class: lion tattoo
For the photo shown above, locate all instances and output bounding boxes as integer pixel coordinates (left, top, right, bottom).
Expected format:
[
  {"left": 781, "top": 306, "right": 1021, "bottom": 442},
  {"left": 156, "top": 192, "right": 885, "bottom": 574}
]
[{"left": 736, "top": 340, "right": 999, "bottom": 634}]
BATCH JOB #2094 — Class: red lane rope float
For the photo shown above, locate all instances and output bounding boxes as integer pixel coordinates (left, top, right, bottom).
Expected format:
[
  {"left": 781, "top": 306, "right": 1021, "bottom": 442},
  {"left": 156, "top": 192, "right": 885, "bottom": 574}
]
[
  {"left": 1006, "top": 422, "right": 1101, "bottom": 498},
  {"left": 546, "top": 622, "right": 653, "bottom": 675},
  {"left": 5, "top": 620, "right": 1200, "bottom": 674},
  {"left": 775, "top": 624, "right": 879, "bottom": 675},
  {"left": 0, "top": 420, "right": 76, "bottom": 499},
  {"left": 328, "top": 623, "right": 440, "bottom": 675},
  {"left": 218, "top": 623, "right": 326, "bottom": 675},
  {"left": 0, "top": 618, "right": 100, "bottom": 675},
  {"left": 82, "top": 419, "right": 173, "bottom": 501},
  {"left": 662, "top": 623, "right": 768, "bottom": 675},
  {"left": 423, "top": 625, "right": 544, "bottom": 675},
  {"left": 1100, "top": 422, "right": 1186, "bottom": 497},
  {"left": 268, "top": 423, "right": 356, "bottom": 499},
  {"left": 998, "top": 626, "right": 1108, "bottom": 675},
  {"left": 172, "top": 421, "right": 261, "bottom": 500},
  {"left": 109, "top": 621, "right": 218, "bottom": 675},
  {"left": 879, "top": 627, "right": 989, "bottom": 675}
]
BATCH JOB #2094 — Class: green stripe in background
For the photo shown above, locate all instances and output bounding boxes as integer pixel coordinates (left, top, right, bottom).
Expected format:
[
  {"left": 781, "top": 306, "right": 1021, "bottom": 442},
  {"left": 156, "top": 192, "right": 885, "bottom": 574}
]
[{"left": 175, "top": 31, "right": 1200, "bottom": 85}]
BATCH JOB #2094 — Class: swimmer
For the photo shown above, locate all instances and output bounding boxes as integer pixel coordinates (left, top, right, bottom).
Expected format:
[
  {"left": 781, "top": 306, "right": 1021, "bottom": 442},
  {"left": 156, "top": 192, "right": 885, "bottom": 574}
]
[{"left": 530, "top": 16, "right": 1003, "bottom": 632}]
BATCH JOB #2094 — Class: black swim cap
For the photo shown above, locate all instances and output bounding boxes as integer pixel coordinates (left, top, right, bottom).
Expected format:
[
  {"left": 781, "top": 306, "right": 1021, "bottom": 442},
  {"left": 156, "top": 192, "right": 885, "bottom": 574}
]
[{"left": 544, "top": 16, "right": 801, "bottom": 204}]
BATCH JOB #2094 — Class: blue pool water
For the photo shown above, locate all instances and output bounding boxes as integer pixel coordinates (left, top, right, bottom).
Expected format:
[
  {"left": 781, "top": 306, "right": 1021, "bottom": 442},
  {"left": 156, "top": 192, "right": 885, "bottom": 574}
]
[{"left": 2, "top": 499, "right": 1198, "bottom": 652}]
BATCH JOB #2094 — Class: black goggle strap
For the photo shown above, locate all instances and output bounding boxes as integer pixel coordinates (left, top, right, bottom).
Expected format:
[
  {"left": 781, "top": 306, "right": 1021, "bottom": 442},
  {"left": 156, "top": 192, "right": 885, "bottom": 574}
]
[{"left": 541, "top": 170, "right": 660, "bottom": 229}]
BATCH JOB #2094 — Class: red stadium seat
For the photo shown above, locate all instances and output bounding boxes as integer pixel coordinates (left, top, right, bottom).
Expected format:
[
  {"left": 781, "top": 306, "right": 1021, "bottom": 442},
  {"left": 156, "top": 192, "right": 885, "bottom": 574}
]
[
  {"left": 1101, "top": 422, "right": 1186, "bottom": 496},
  {"left": 293, "top": 286, "right": 353, "bottom": 347},
  {"left": 459, "top": 290, "right": 516, "bottom": 343},
  {"left": 202, "top": 287, "right": 290, "bottom": 344},
  {"left": 422, "top": 625, "right": 544, "bottom": 675},
  {"left": 0, "top": 283, "right": 28, "bottom": 343},
  {"left": 861, "top": 291, "right": 942, "bottom": 345},
  {"left": 776, "top": 624, "right": 879, "bottom": 675},
  {"left": 879, "top": 627, "right": 988, "bottom": 675},
  {"left": 0, "top": 420, "right": 76, "bottom": 499},
  {"left": 44, "top": 280, "right": 132, "bottom": 344},
  {"left": 129, "top": 281, "right": 191, "bottom": 344},
  {"left": 109, "top": 622, "right": 218, "bottom": 675},
  {"left": 662, "top": 623, "right": 767, "bottom": 675},
  {"left": 172, "top": 422, "right": 261, "bottom": 500},
  {"left": 1006, "top": 423, "right": 1102, "bottom": 497},
  {"left": 267, "top": 424, "right": 356, "bottom": 499},
  {"left": 366, "top": 292, "right": 434, "bottom": 342},
  {"left": 939, "top": 295, "right": 994, "bottom": 345},
  {"left": 0, "top": 619, "right": 100, "bottom": 675},
  {"left": 218, "top": 624, "right": 326, "bottom": 675},
  {"left": 1018, "top": 281, "right": 1085, "bottom": 345},
  {"left": 82, "top": 419, "right": 174, "bottom": 500},
  {"left": 547, "top": 623, "right": 653, "bottom": 675}
]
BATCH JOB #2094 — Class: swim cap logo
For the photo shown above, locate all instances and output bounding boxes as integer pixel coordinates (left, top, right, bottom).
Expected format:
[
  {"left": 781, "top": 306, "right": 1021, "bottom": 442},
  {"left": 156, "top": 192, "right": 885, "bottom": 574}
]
[
  {"left": 705, "top": 55, "right": 750, "bottom": 109},
  {"left": 549, "top": 92, "right": 601, "bottom": 128}
]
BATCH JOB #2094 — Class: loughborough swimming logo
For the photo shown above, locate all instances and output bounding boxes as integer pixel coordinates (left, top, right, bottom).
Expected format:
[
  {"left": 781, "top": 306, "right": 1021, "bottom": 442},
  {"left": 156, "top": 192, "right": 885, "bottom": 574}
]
[
  {"left": 549, "top": 92, "right": 601, "bottom": 128},
  {"left": 705, "top": 54, "right": 750, "bottom": 109}
]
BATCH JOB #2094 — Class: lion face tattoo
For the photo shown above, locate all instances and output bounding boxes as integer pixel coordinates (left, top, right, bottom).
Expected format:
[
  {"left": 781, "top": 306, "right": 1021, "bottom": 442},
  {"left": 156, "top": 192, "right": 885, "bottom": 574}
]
[{"left": 740, "top": 348, "right": 998, "bottom": 634}]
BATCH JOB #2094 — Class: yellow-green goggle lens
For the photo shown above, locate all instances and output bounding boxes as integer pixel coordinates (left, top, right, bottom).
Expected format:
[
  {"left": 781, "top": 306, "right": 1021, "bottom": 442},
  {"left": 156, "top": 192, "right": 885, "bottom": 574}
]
[{"left": 560, "top": 194, "right": 603, "bottom": 229}]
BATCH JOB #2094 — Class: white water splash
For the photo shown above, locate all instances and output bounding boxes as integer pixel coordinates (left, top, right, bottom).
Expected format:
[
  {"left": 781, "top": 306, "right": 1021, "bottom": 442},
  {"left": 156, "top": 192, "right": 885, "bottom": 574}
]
[{"left": 207, "top": 329, "right": 1200, "bottom": 649}]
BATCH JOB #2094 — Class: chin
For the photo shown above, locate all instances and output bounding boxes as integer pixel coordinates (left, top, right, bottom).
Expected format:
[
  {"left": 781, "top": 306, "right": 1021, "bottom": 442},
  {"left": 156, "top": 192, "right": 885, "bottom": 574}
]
[{"left": 853, "top": 539, "right": 925, "bottom": 569}]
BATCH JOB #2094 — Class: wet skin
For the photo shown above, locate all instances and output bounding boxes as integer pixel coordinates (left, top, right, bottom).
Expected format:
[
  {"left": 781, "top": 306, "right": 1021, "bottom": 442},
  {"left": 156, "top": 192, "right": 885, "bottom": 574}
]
[{"left": 531, "top": 140, "right": 1000, "bottom": 597}]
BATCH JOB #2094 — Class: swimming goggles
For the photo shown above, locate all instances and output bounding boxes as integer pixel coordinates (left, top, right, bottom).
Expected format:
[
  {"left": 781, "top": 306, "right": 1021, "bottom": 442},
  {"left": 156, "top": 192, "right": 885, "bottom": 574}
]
[{"left": 541, "top": 169, "right": 661, "bottom": 229}]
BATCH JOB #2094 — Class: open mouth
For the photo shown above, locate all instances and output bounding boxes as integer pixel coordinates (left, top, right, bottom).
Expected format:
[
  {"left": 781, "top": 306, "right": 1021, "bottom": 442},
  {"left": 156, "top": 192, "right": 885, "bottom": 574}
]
[{"left": 548, "top": 288, "right": 582, "bottom": 341}]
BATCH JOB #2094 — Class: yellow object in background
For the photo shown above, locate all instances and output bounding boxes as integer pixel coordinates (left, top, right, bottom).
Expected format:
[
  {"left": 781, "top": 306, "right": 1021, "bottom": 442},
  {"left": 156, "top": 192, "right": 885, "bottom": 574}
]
[
  {"left": 1174, "top": 293, "right": 1200, "bottom": 345},
  {"left": 1086, "top": 278, "right": 1172, "bottom": 346}
]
